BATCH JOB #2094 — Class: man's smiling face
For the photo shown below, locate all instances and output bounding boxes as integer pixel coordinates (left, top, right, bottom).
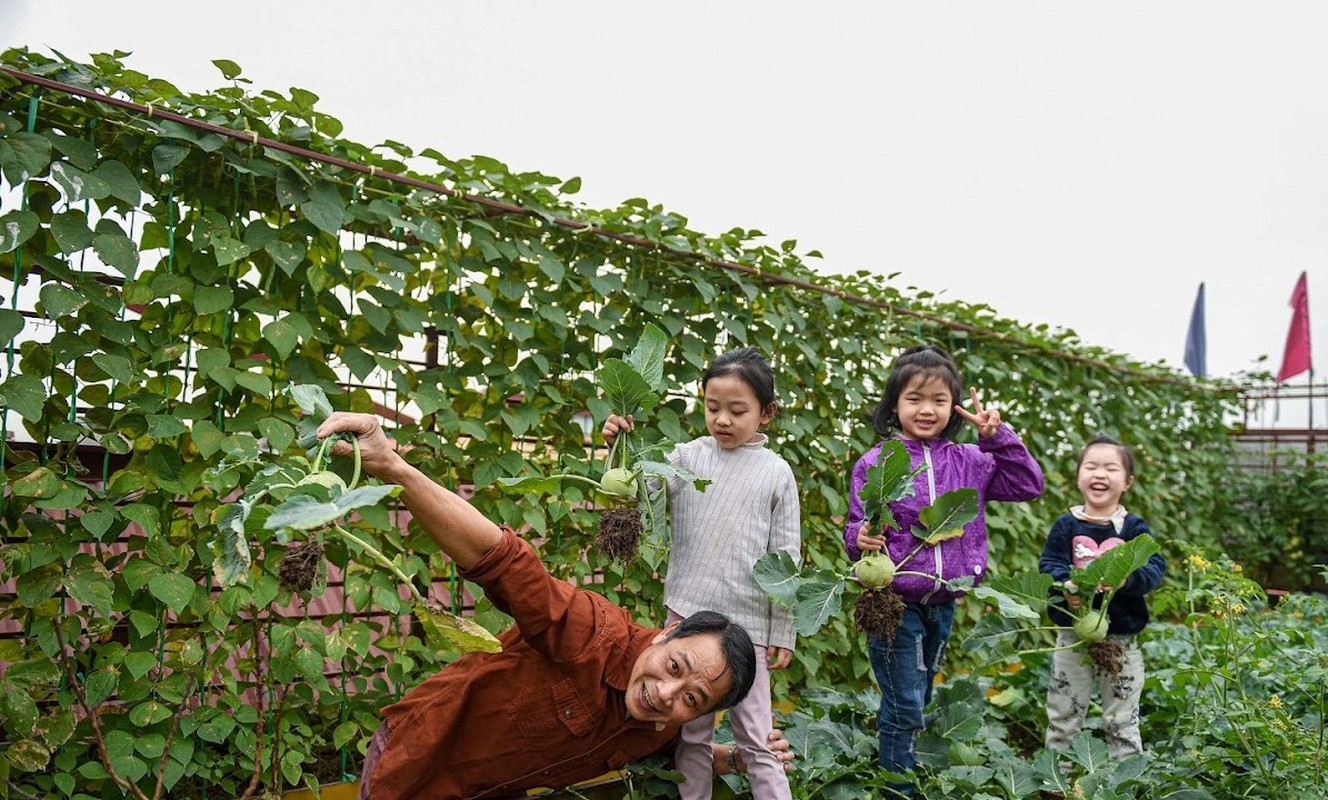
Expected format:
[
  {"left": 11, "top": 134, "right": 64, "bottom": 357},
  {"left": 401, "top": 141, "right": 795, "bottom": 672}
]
[{"left": 625, "top": 626, "right": 733, "bottom": 726}]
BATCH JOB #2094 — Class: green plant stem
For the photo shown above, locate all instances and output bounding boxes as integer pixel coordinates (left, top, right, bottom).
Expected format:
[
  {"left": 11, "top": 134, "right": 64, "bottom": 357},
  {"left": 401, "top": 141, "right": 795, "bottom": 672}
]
[
  {"left": 1316, "top": 679, "right": 1326, "bottom": 787},
  {"left": 312, "top": 433, "right": 336, "bottom": 473},
  {"left": 348, "top": 436, "right": 362, "bottom": 491},
  {"left": 1211, "top": 614, "right": 1277, "bottom": 792},
  {"left": 604, "top": 428, "right": 625, "bottom": 474},
  {"left": 330, "top": 524, "right": 426, "bottom": 606},
  {"left": 1015, "top": 640, "right": 1085, "bottom": 659},
  {"left": 560, "top": 474, "right": 609, "bottom": 492},
  {"left": 844, "top": 569, "right": 939, "bottom": 585}
]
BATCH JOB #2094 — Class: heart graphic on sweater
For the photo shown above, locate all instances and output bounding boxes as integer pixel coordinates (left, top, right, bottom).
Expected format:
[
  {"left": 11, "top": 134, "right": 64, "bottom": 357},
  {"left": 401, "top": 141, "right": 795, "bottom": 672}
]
[{"left": 1070, "top": 536, "right": 1125, "bottom": 570}]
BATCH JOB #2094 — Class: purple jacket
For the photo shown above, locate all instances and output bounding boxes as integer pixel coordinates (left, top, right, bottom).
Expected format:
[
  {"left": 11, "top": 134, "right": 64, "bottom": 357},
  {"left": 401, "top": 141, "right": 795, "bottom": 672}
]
[{"left": 844, "top": 424, "right": 1044, "bottom": 603}]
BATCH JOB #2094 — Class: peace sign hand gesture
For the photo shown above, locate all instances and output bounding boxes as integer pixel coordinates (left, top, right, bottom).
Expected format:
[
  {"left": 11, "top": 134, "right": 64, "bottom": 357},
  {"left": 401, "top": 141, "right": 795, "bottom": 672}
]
[{"left": 954, "top": 387, "right": 1002, "bottom": 439}]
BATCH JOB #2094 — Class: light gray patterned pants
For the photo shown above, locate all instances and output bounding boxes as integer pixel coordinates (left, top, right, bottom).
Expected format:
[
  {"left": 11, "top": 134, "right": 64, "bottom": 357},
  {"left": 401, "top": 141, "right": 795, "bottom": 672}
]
[{"left": 1044, "top": 629, "right": 1145, "bottom": 758}]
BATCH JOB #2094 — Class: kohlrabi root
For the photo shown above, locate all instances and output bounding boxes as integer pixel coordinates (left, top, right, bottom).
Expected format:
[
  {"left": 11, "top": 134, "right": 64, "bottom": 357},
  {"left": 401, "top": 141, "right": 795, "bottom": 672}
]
[
  {"left": 278, "top": 537, "right": 325, "bottom": 594},
  {"left": 596, "top": 507, "right": 643, "bottom": 563},
  {"left": 854, "top": 587, "right": 906, "bottom": 645}
]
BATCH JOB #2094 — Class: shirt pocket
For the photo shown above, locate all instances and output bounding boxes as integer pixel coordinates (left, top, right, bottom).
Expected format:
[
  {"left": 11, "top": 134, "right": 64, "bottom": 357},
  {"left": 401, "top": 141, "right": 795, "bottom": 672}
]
[{"left": 512, "top": 678, "right": 597, "bottom": 739}]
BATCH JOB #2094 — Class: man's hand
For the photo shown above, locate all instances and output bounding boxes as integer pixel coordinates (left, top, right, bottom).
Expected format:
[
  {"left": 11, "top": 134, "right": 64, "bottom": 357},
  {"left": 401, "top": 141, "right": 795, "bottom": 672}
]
[
  {"left": 316, "top": 412, "right": 406, "bottom": 482},
  {"left": 315, "top": 412, "right": 501, "bottom": 569}
]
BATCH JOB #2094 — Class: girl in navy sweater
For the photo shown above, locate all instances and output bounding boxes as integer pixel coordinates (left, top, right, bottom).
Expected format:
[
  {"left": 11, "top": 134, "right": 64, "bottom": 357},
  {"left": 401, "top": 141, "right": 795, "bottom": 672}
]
[{"left": 1038, "top": 435, "right": 1166, "bottom": 757}]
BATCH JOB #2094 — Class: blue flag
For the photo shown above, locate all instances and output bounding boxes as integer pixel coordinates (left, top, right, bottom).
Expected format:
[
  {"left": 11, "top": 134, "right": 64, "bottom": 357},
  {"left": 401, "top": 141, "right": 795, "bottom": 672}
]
[{"left": 1184, "top": 282, "right": 1206, "bottom": 377}]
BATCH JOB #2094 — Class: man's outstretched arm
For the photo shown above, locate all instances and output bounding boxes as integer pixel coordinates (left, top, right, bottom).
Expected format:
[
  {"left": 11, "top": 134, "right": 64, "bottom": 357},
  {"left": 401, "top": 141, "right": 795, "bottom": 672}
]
[{"left": 317, "top": 412, "right": 500, "bottom": 570}]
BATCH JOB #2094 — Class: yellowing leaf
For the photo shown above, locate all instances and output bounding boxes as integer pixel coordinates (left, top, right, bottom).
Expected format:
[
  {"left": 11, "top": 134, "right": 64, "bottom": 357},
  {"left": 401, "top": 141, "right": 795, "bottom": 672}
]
[{"left": 416, "top": 601, "right": 501, "bottom": 654}]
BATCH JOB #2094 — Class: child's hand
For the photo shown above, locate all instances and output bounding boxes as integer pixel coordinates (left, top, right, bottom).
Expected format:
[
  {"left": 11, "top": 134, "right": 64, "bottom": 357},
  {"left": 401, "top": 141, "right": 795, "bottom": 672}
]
[
  {"left": 768, "top": 646, "right": 792, "bottom": 671},
  {"left": 954, "top": 387, "right": 1002, "bottom": 439},
  {"left": 855, "top": 523, "right": 886, "bottom": 553},
  {"left": 1063, "top": 580, "right": 1082, "bottom": 610},
  {"left": 601, "top": 414, "right": 634, "bottom": 445}
]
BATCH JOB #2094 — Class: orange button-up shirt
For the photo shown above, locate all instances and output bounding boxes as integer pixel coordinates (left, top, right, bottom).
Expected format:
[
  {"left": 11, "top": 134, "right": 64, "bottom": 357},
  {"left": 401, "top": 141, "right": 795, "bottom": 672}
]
[{"left": 366, "top": 526, "right": 679, "bottom": 799}]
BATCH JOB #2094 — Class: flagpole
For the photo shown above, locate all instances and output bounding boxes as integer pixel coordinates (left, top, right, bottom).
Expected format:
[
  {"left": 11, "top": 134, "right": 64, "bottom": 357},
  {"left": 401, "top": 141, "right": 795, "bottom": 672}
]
[{"left": 1310, "top": 368, "right": 1316, "bottom": 454}]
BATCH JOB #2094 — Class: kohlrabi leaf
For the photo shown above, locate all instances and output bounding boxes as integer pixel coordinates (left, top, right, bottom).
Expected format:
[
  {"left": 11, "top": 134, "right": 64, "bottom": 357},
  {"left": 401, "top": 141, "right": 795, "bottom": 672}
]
[
  {"left": 793, "top": 575, "right": 844, "bottom": 637},
  {"left": 635, "top": 459, "right": 711, "bottom": 492},
  {"left": 246, "top": 462, "right": 307, "bottom": 497},
  {"left": 860, "top": 441, "right": 923, "bottom": 529},
  {"left": 415, "top": 601, "right": 502, "bottom": 654},
  {"left": 495, "top": 474, "right": 567, "bottom": 495},
  {"left": 639, "top": 481, "right": 670, "bottom": 574},
  {"left": 296, "top": 418, "right": 321, "bottom": 451},
  {"left": 1072, "top": 534, "right": 1160, "bottom": 593},
  {"left": 289, "top": 383, "right": 335, "bottom": 419},
  {"left": 598, "top": 358, "right": 657, "bottom": 417},
  {"left": 289, "top": 384, "right": 338, "bottom": 451},
  {"left": 624, "top": 323, "right": 668, "bottom": 393},
  {"left": 971, "top": 575, "right": 1052, "bottom": 622},
  {"left": 263, "top": 484, "right": 402, "bottom": 531},
  {"left": 975, "top": 571, "right": 1055, "bottom": 619},
  {"left": 1065, "top": 734, "right": 1113, "bottom": 774},
  {"left": 1031, "top": 749, "right": 1075, "bottom": 796},
  {"left": 209, "top": 500, "right": 252, "bottom": 588},
  {"left": 633, "top": 440, "right": 676, "bottom": 463},
  {"left": 912, "top": 488, "right": 978, "bottom": 544},
  {"left": 958, "top": 612, "right": 1024, "bottom": 662},
  {"left": 753, "top": 551, "right": 801, "bottom": 610}
]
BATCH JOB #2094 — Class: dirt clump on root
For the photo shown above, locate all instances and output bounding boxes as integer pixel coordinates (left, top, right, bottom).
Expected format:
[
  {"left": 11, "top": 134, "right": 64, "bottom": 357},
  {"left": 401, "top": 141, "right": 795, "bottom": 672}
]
[
  {"left": 596, "top": 508, "right": 643, "bottom": 563},
  {"left": 855, "top": 587, "right": 906, "bottom": 645},
  {"left": 1087, "top": 639, "right": 1125, "bottom": 678},
  {"left": 278, "top": 538, "right": 325, "bottom": 594}
]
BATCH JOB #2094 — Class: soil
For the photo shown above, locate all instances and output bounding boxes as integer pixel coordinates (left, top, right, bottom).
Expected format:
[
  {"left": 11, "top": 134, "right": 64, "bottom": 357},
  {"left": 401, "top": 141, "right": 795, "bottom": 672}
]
[
  {"left": 278, "top": 538, "right": 326, "bottom": 594},
  {"left": 595, "top": 508, "right": 643, "bottom": 563},
  {"left": 854, "top": 587, "right": 905, "bottom": 644},
  {"left": 1087, "top": 639, "right": 1125, "bottom": 678}
]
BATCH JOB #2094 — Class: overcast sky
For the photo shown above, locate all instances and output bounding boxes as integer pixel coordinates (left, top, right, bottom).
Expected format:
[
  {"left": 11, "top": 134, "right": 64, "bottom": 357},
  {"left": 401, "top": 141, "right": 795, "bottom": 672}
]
[{"left": 3, "top": 1, "right": 1325, "bottom": 404}]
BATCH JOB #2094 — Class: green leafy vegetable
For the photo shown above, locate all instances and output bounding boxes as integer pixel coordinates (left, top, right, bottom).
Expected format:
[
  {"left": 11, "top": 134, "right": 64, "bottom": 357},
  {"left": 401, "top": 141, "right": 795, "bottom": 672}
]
[
  {"left": 858, "top": 441, "right": 923, "bottom": 530},
  {"left": 496, "top": 324, "right": 704, "bottom": 564}
]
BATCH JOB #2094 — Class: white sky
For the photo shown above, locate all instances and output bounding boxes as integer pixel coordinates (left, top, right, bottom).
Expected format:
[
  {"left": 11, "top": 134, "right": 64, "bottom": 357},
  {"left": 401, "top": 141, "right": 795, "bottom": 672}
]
[{"left": 3, "top": 1, "right": 1325, "bottom": 403}]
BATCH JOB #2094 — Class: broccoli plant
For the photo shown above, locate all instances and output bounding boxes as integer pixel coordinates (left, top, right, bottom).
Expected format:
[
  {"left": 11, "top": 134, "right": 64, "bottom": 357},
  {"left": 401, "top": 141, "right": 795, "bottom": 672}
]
[
  {"left": 208, "top": 384, "right": 500, "bottom": 655},
  {"left": 960, "top": 533, "right": 1162, "bottom": 676},
  {"left": 754, "top": 441, "right": 979, "bottom": 643},
  {"left": 496, "top": 323, "right": 707, "bottom": 569}
]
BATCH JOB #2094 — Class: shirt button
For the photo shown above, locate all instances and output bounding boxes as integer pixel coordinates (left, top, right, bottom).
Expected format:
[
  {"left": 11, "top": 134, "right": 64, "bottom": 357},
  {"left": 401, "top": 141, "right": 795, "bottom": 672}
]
[
  {"left": 564, "top": 710, "right": 574, "bottom": 718},
  {"left": 973, "top": 565, "right": 982, "bottom": 575}
]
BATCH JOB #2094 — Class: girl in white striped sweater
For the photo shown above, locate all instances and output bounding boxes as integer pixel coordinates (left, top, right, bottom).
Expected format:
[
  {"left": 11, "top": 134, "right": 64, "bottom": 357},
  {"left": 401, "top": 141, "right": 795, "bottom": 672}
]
[{"left": 603, "top": 347, "right": 801, "bottom": 800}]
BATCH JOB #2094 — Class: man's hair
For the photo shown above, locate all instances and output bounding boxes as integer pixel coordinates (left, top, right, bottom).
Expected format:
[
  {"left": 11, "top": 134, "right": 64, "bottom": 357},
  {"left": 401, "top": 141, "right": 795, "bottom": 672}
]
[{"left": 664, "top": 610, "right": 757, "bottom": 711}]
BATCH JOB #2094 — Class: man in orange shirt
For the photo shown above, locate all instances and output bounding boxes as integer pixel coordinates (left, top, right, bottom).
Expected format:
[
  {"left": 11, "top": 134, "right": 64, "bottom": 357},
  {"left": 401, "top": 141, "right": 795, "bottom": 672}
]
[{"left": 318, "top": 413, "right": 789, "bottom": 800}]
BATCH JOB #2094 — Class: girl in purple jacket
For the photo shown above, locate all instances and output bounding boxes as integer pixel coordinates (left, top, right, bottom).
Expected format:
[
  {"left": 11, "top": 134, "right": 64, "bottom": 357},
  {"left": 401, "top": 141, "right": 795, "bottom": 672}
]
[{"left": 844, "top": 345, "right": 1044, "bottom": 792}]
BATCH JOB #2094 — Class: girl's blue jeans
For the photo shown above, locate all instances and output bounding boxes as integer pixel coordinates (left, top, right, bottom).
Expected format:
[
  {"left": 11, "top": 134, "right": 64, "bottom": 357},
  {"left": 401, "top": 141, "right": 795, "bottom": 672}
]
[{"left": 868, "top": 600, "right": 956, "bottom": 791}]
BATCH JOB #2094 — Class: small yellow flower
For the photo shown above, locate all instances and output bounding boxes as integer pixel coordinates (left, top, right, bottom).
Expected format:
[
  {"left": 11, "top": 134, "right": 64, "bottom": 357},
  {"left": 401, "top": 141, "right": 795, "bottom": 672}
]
[
  {"left": 1269, "top": 694, "right": 1283, "bottom": 709},
  {"left": 1232, "top": 563, "right": 1243, "bottom": 573},
  {"left": 1231, "top": 603, "right": 1246, "bottom": 615}
]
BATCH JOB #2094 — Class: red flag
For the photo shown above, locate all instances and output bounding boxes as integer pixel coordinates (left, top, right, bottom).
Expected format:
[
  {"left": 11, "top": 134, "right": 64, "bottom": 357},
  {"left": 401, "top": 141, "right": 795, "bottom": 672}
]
[{"left": 1276, "top": 271, "right": 1312, "bottom": 383}]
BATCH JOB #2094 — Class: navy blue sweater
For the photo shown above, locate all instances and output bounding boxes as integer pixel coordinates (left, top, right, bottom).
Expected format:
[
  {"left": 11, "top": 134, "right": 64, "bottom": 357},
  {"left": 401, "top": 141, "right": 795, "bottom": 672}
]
[{"left": 1038, "top": 513, "right": 1166, "bottom": 634}]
